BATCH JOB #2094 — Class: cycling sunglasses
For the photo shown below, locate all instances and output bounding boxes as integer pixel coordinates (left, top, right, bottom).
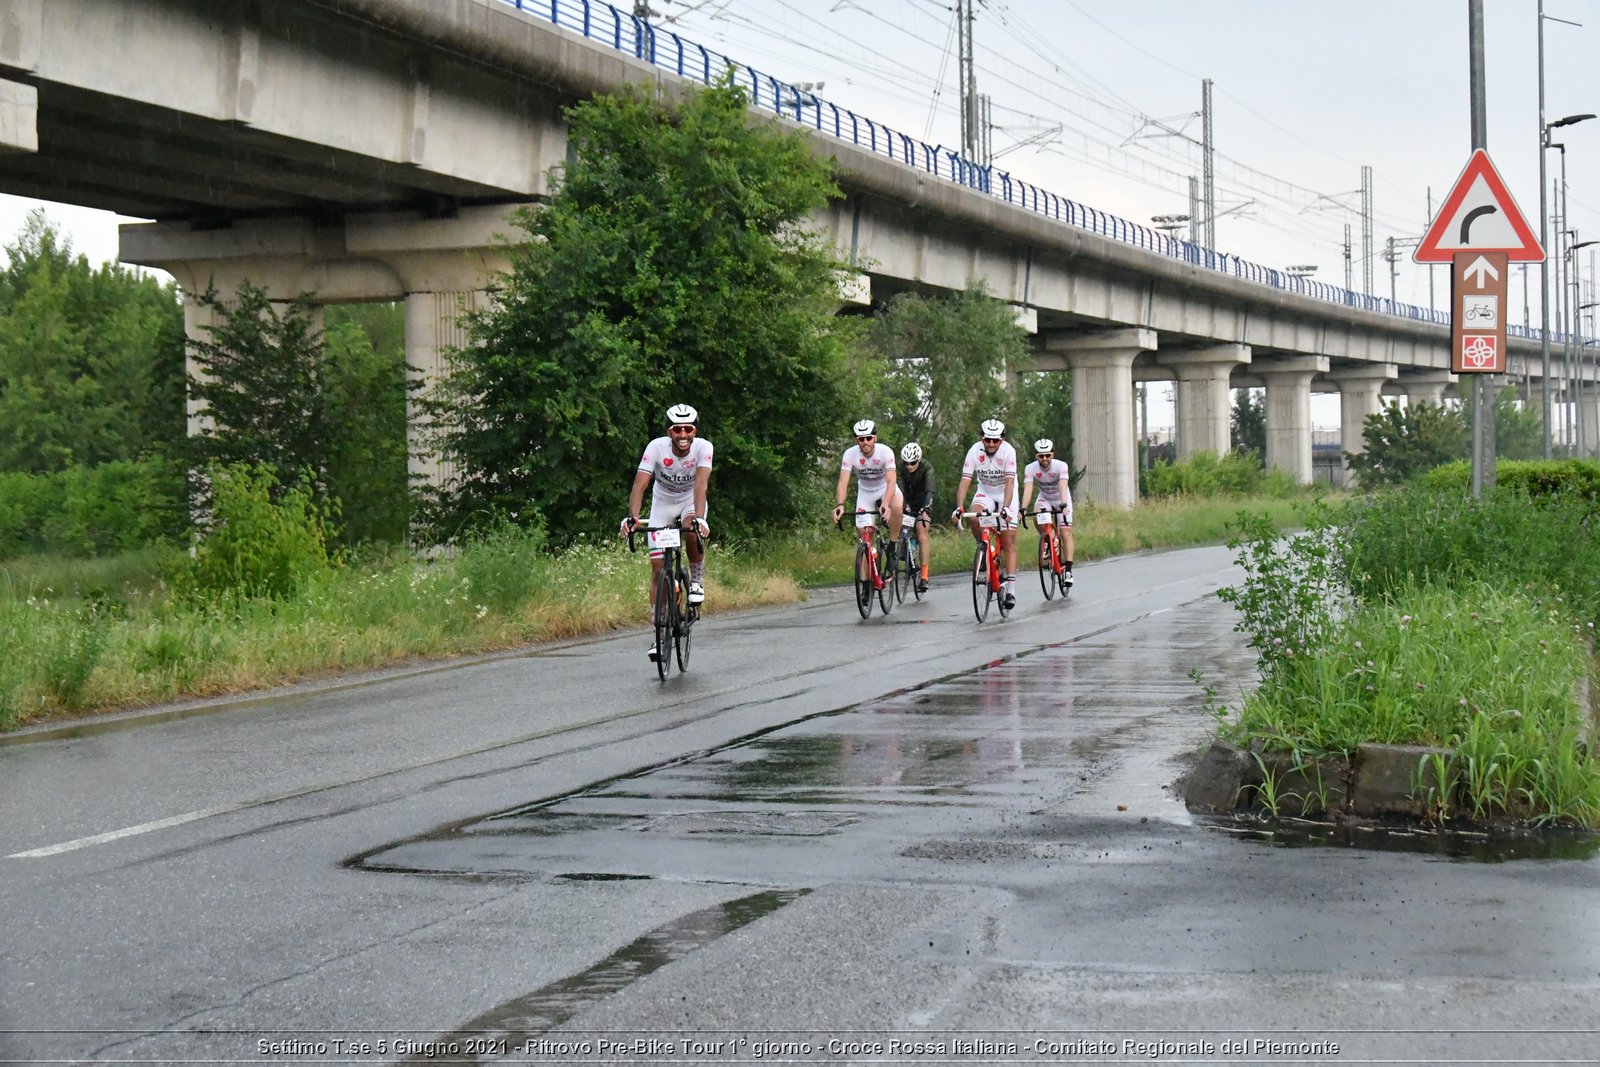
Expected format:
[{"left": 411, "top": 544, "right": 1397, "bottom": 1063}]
[{"left": 669, "top": 425, "right": 697, "bottom": 435}]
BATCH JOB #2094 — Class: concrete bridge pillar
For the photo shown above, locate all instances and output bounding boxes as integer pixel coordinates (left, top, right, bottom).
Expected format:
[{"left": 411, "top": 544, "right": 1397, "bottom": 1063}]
[
  {"left": 1393, "top": 369, "right": 1456, "bottom": 407},
  {"left": 404, "top": 291, "right": 483, "bottom": 491},
  {"left": 1328, "top": 364, "right": 1398, "bottom": 484},
  {"left": 1579, "top": 393, "right": 1600, "bottom": 459},
  {"left": 1257, "top": 356, "right": 1328, "bottom": 484},
  {"left": 1037, "top": 328, "right": 1156, "bottom": 508},
  {"left": 1158, "top": 344, "right": 1249, "bottom": 460}
]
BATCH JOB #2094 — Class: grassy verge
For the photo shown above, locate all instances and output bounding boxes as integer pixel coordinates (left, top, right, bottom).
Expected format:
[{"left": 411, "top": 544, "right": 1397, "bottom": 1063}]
[
  {"left": 0, "top": 492, "right": 1314, "bottom": 731},
  {"left": 1215, "top": 492, "right": 1600, "bottom": 828}
]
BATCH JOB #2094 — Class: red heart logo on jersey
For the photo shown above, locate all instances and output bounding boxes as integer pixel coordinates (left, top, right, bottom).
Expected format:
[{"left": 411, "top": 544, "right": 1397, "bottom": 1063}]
[{"left": 663, "top": 457, "right": 674, "bottom": 467}]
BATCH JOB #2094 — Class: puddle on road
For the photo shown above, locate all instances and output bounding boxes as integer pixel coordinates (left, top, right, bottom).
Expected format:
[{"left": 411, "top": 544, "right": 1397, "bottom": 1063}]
[
  {"left": 405, "top": 889, "right": 807, "bottom": 1062},
  {"left": 355, "top": 628, "right": 1203, "bottom": 878},
  {"left": 1213, "top": 818, "right": 1600, "bottom": 862}
]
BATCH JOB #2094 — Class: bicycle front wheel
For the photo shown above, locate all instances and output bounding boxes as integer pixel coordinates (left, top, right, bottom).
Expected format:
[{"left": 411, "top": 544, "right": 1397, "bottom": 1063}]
[
  {"left": 971, "top": 541, "right": 991, "bottom": 623},
  {"left": 674, "top": 569, "right": 693, "bottom": 672},
  {"left": 653, "top": 564, "right": 675, "bottom": 681},
  {"left": 876, "top": 538, "right": 895, "bottom": 615},
  {"left": 1037, "top": 535, "right": 1056, "bottom": 601},
  {"left": 854, "top": 540, "right": 874, "bottom": 619}
]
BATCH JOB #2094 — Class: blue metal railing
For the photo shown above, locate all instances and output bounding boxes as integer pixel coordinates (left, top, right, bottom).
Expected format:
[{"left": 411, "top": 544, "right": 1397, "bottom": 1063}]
[{"left": 497, "top": 0, "right": 1564, "bottom": 345}]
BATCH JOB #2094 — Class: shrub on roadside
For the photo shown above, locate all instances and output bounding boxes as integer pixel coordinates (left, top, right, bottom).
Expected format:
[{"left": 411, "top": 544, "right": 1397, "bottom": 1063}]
[
  {"left": 1422, "top": 458, "right": 1600, "bottom": 510},
  {"left": 1143, "top": 450, "right": 1295, "bottom": 499},
  {"left": 1339, "top": 486, "right": 1600, "bottom": 624},
  {"left": 0, "top": 458, "right": 187, "bottom": 557},
  {"left": 186, "top": 463, "right": 336, "bottom": 600},
  {"left": 1223, "top": 583, "right": 1599, "bottom": 826}
]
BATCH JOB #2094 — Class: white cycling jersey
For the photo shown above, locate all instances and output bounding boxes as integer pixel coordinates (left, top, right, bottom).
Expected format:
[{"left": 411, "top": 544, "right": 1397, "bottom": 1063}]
[
  {"left": 1024, "top": 459, "right": 1073, "bottom": 525},
  {"left": 639, "top": 436, "right": 713, "bottom": 527},
  {"left": 961, "top": 440, "right": 1018, "bottom": 521},
  {"left": 841, "top": 442, "right": 897, "bottom": 517}
]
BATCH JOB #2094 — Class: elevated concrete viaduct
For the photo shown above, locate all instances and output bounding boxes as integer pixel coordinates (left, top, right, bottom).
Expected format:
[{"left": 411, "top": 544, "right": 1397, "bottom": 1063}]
[{"left": 0, "top": 0, "right": 1575, "bottom": 505}]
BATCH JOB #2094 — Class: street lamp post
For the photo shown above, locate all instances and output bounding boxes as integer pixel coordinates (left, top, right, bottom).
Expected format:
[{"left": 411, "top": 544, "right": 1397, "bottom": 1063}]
[
  {"left": 1568, "top": 238, "right": 1599, "bottom": 453},
  {"left": 1536, "top": 0, "right": 1592, "bottom": 456}
]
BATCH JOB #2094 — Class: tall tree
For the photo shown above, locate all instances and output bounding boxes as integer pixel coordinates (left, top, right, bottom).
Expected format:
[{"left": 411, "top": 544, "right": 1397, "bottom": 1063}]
[
  {"left": 321, "top": 312, "right": 411, "bottom": 545},
  {"left": 1231, "top": 388, "right": 1266, "bottom": 464},
  {"left": 0, "top": 212, "right": 184, "bottom": 471},
  {"left": 862, "top": 284, "right": 1033, "bottom": 487},
  {"left": 186, "top": 283, "right": 329, "bottom": 493},
  {"left": 428, "top": 78, "right": 855, "bottom": 542},
  {"left": 1345, "top": 400, "right": 1469, "bottom": 487}
]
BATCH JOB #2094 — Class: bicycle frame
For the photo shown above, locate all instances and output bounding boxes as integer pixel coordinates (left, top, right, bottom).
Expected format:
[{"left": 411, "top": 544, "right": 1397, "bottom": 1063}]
[
  {"left": 960, "top": 508, "right": 1010, "bottom": 622},
  {"left": 628, "top": 522, "right": 702, "bottom": 677},
  {"left": 836, "top": 508, "right": 895, "bottom": 618}
]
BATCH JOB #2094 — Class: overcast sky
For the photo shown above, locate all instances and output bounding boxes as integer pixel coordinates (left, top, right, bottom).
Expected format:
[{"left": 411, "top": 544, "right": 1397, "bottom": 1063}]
[{"left": 3, "top": 0, "right": 1596, "bottom": 426}]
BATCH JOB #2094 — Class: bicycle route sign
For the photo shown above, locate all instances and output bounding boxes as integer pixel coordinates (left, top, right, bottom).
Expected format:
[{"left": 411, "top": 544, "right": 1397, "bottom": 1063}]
[{"left": 1451, "top": 250, "right": 1508, "bottom": 374}]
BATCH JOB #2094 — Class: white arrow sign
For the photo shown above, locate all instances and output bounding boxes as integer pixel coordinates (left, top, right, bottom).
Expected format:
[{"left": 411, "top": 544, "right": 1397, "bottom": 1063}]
[{"left": 1463, "top": 255, "right": 1500, "bottom": 289}]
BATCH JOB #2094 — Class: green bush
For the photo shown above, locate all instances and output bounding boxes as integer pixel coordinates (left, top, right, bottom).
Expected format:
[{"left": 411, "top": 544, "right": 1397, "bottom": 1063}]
[
  {"left": 1341, "top": 485, "right": 1600, "bottom": 624},
  {"left": 0, "top": 459, "right": 187, "bottom": 558},
  {"left": 1422, "top": 458, "right": 1600, "bottom": 509},
  {"left": 187, "top": 463, "right": 335, "bottom": 600},
  {"left": 1143, "top": 450, "right": 1282, "bottom": 499},
  {"left": 454, "top": 515, "right": 550, "bottom": 615}
]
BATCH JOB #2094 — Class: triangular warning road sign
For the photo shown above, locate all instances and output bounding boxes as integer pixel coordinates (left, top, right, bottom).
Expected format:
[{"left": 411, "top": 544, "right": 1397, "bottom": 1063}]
[{"left": 1414, "top": 149, "right": 1544, "bottom": 263}]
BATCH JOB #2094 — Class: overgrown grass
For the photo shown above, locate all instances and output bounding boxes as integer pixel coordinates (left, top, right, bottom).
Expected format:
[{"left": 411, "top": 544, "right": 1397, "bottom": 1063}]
[
  {"left": 0, "top": 492, "right": 1311, "bottom": 731},
  {"left": 1216, "top": 492, "right": 1600, "bottom": 828}
]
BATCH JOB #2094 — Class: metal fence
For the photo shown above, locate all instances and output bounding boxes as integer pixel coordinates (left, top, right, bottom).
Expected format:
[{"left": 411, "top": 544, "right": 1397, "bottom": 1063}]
[{"left": 494, "top": 0, "right": 1563, "bottom": 344}]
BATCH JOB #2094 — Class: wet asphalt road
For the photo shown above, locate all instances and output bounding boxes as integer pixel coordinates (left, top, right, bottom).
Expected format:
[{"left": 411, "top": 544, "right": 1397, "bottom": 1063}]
[{"left": 3, "top": 544, "right": 1598, "bottom": 1066}]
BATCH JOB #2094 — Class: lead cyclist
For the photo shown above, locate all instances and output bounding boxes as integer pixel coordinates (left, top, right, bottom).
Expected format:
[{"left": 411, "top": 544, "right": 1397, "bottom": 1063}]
[{"left": 621, "top": 403, "right": 712, "bottom": 663}]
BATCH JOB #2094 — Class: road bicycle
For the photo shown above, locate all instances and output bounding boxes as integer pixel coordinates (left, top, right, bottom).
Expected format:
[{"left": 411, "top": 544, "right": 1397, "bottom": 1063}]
[
  {"left": 1029, "top": 505, "right": 1072, "bottom": 601},
  {"left": 959, "top": 507, "right": 1011, "bottom": 623},
  {"left": 836, "top": 508, "right": 895, "bottom": 619},
  {"left": 628, "top": 522, "right": 700, "bottom": 679},
  {"left": 893, "top": 510, "right": 928, "bottom": 604}
]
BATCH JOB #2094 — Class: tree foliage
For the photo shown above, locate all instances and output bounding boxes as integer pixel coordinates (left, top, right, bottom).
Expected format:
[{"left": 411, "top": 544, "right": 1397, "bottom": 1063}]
[
  {"left": 0, "top": 211, "right": 185, "bottom": 472},
  {"left": 323, "top": 306, "right": 411, "bottom": 545},
  {"left": 428, "top": 79, "right": 855, "bottom": 542},
  {"left": 1231, "top": 388, "right": 1266, "bottom": 465},
  {"left": 1346, "top": 400, "right": 1469, "bottom": 486},
  {"left": 188, "top": 288, "right": 412, "bottom": 545},
  {"left": 1347, "top": 389, "right": 1543, "bottom": 488},
  {"left": 188, "top": 283, "right": 330, "bottom": 491},
  {"left": 857, "top": 284, "right": 1038, "bottom": 500}
]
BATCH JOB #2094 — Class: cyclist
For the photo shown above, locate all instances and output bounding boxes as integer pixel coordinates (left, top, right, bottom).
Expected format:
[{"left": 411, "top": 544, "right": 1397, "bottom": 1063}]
[
  {"left": 1020, "top": 437, "right": 1074, "bottom": 588},
  {"left": 899, "top": 442, "right": 935, "bottom": 593},
  {"left": 951, "top": 417, "right": 1019, "bottom": 610},
  {"left": 831, "top": 418, "right": 904, "bottom": 551},
  {"left": 621, "top": 403, "right": 712, "bottom": 663}
]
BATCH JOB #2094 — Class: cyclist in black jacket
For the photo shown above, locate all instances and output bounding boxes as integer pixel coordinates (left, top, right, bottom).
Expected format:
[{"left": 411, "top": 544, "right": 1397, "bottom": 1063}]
[{"left": 899, "top": 442, "right": 935, "bottom": 593}]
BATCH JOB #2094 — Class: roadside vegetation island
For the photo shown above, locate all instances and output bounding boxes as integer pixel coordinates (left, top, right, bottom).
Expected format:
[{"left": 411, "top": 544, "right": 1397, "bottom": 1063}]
[{"left": 1190, "top": 458, "right": 1600, "bottom": 833}]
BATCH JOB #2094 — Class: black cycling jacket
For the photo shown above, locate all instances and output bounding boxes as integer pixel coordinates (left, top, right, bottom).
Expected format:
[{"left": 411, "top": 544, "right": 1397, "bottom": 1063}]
[{"left": 900, "top": 461, "right": 935, "bottom": 514}]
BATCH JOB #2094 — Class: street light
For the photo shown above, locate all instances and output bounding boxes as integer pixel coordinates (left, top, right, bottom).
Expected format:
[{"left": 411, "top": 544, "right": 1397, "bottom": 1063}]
[
  {"left": 1151, "top": 213, "right": 1190, "bottom": 234},
  {"left": 1285, "top": 264, "right": 1318, "bottom": 277},
  {"left": 1539, "top": 113, "right": 1594, "bottom": 455}
]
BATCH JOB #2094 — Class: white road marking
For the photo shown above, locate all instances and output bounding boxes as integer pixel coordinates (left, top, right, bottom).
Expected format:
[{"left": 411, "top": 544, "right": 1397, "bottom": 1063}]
[{"left": 9, "top": 805, "right": 238, "bottom": 858}]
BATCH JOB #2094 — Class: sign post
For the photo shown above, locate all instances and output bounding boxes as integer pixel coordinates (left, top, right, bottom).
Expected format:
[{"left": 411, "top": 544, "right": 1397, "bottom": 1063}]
[{"left": 1415, "top": 146, "right": 1545, "bottom": 498}]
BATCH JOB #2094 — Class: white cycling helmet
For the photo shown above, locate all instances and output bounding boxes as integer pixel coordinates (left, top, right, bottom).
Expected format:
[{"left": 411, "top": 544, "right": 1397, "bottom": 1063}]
[
  {"left": 900, "top": 442, "right": 923, "bottom": 463},
  {"left": 1034, "top": 438, "right": 1054, "bottom": 454},
  {"left": 980, "top": 418, "right": 1006, "bottom": 439},
  {"left": 852, "top": 418, "right": 877, "bottom": 437},
  {"left": 666, "top": 403, "right": 698, "bottom": 425}
]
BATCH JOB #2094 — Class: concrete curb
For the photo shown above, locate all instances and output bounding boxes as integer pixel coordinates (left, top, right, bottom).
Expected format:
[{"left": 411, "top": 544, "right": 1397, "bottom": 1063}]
[{"left": 1184, "top": 740, "right": 1455, "bottom": 820}]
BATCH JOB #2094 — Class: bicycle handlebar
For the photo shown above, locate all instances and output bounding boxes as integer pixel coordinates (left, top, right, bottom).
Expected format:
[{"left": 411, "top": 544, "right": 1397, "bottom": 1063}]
[{"left": 835, "top": 507, "right": 888, "bottom": 532}]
